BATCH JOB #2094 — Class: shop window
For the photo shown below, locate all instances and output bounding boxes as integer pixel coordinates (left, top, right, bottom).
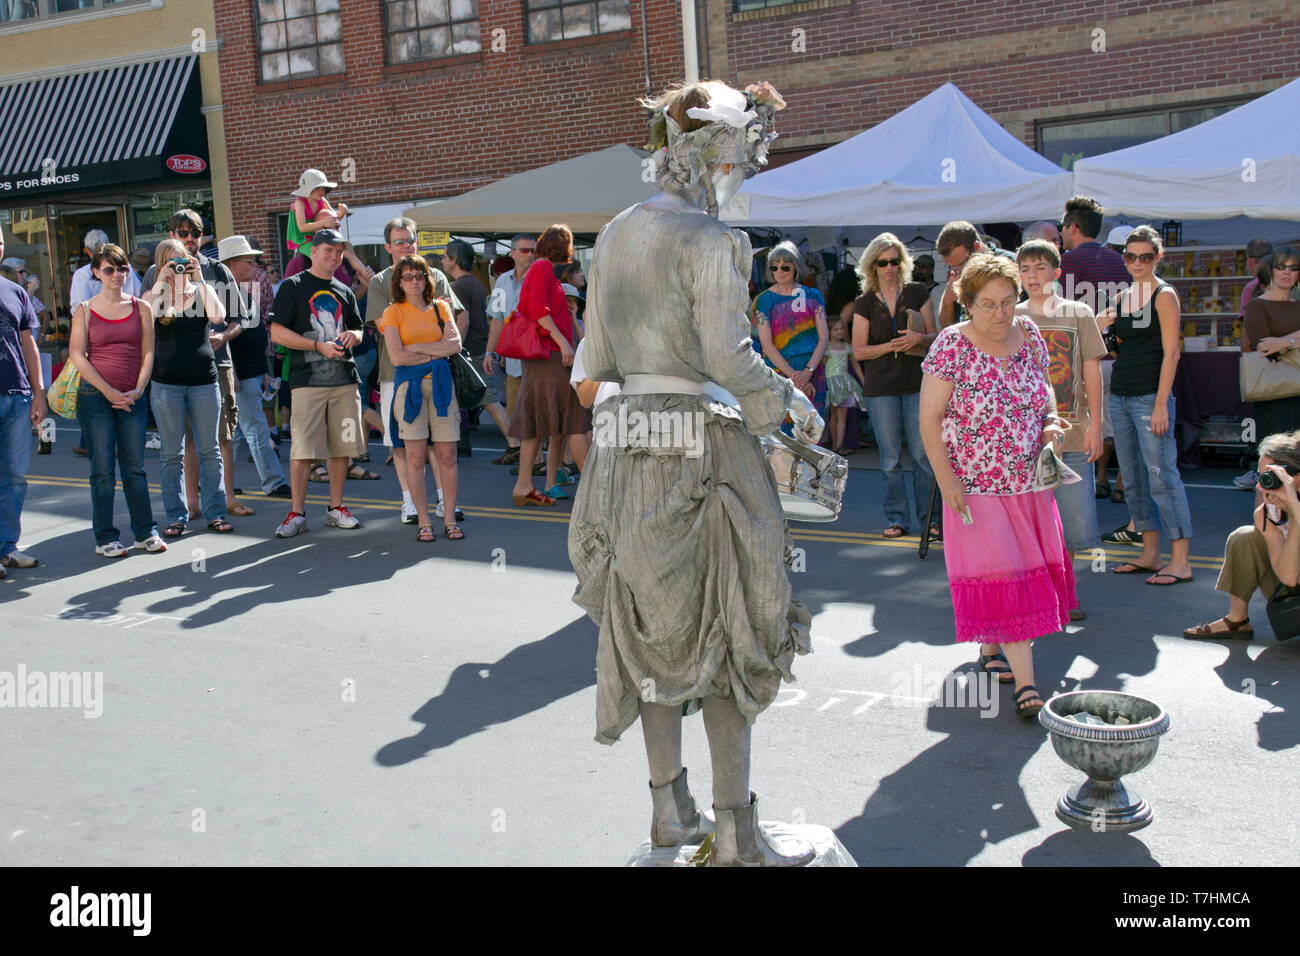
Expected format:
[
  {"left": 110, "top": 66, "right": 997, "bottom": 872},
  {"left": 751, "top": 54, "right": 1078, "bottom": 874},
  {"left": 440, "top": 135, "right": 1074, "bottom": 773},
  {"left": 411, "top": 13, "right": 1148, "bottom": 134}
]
[
  {"left": 524, "top": 0, "right": 630, "bottom": 44},
  {"left": 384, "top": 0, "right": 480, "bottom": 63},
  {"left": 255, "top": 0, "right": 345, "bottom": 81},
  {"left": 733, "top": 0, "right": 796, "bottom": 10},
  {"left": 0, "top": 0, "right": 146, "bottom": 25},
  {"left": 1037, "top": 99, "right": 1248, "bottom": 170}
]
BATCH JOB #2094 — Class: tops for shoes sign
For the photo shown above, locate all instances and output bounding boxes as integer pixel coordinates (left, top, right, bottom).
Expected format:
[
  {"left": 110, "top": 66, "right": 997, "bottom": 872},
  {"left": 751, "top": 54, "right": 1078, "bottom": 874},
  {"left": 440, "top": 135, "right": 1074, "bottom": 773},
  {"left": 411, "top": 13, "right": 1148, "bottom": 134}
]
[{"left": 0, "top": 152, "right": 209, "bottom": 196}]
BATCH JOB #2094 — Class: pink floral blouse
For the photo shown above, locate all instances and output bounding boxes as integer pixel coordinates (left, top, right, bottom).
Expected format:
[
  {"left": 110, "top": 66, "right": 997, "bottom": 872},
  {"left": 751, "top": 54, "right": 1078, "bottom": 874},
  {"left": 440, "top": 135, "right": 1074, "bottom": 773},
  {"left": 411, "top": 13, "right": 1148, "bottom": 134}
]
[{"left": 921, "top": 318, "right": 1053, "bottom": 496}]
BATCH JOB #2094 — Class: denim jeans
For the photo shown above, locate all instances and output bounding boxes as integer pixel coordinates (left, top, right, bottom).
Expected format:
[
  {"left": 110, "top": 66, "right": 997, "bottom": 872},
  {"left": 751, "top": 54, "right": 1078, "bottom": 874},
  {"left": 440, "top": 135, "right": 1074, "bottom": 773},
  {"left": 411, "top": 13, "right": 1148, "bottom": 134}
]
[
  {"left": 354, "top": 348, "right": 377, "bottom": 409},
  {"left": 864, "top": 391, "right": 934, "bottom": 531},
  {"left": 76, "top": 388, "right": 158, "bottom": 545},
  {"left": 1053, "top": 450, "right": 1101, "bottom": 552},
  {"left": 1109, "top": 392, "right": 1193, "bottom": 540},
  {"left": 150, "top": 381, "right": 225, "bottom": 525},
  {"left": 0, "top": 392, "right": 33, "bottom": 554},
  {"left": 233, "top": 375, "right": 286, "bottom": 494}
]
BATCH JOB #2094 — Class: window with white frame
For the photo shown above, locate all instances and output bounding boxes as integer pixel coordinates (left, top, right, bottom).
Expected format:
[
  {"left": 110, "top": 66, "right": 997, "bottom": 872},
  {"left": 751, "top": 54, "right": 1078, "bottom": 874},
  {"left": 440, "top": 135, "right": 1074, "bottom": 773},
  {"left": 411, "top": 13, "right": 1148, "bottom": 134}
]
[
  {"left": 385, "top": 0, "right": 480, "bottom": 63},
  {"left": 524, "top": 0, "right": 630, "bottom": 44},
  {"left": 255, "top": 0, "right": 345, "bottom": 82}
]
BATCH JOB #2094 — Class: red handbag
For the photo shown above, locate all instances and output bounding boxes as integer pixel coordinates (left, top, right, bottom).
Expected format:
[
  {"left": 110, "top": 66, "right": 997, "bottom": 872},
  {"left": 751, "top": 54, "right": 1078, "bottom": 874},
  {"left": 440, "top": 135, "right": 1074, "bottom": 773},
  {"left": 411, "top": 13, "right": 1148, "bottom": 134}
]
[{"left": 496, "top": 310, "right": 551, "bottom": 361}]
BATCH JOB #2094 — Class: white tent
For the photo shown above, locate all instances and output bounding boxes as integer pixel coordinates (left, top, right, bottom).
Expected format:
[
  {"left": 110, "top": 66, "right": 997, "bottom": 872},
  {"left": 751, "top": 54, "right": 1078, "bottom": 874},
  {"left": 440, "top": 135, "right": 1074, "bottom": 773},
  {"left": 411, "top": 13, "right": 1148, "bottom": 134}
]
[
  {"left": 405, "top": 145, "right": 656, "bottom": 235},
  {"left": 723, "top": 82, "right": 1073, "bottom": 228},
  {"left": 1071, "top": 77, "right": 1300, "bottom": 220}
]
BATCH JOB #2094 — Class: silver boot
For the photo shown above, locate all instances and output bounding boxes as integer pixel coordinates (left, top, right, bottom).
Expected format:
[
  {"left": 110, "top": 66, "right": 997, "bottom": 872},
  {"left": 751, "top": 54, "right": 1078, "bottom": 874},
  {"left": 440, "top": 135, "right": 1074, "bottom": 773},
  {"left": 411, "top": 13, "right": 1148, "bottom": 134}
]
[
  {"left": 709, "top": 792, "right": 815, "bottom": 867},
  {"left": 649, "top": 767, "right": 714, "bottom": 847}
]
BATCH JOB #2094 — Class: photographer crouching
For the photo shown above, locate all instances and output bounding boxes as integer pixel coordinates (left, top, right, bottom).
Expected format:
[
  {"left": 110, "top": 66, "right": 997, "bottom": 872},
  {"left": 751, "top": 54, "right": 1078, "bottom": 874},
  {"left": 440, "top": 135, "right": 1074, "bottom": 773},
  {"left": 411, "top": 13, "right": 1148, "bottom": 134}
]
[{"left": 1184, "top": 431, "right": 1300, "bottom": 639}]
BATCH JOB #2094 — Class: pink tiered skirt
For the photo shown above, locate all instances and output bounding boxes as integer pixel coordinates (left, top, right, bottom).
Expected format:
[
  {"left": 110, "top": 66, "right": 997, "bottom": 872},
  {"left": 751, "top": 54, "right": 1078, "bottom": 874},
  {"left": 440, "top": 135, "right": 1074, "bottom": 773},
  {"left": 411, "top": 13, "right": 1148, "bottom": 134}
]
[{"left": 942, "top": 489, "right": 1076, "bottom": 644}]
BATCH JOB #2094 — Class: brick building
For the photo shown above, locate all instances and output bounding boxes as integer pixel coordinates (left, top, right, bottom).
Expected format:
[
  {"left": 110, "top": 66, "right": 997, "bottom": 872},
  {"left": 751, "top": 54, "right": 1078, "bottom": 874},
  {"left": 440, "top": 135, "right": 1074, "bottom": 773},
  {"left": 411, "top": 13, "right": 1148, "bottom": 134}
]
[{"left": 214, "top": 0, "right": 1300, "bottom": 255}]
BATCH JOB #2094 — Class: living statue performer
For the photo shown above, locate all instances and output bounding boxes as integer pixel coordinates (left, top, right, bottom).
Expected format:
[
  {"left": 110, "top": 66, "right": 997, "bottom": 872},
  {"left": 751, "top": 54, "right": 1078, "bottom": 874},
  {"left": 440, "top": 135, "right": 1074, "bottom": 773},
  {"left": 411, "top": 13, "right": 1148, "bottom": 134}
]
[{"left": 568, "top": 79, "right": 824, "bottom": 865}]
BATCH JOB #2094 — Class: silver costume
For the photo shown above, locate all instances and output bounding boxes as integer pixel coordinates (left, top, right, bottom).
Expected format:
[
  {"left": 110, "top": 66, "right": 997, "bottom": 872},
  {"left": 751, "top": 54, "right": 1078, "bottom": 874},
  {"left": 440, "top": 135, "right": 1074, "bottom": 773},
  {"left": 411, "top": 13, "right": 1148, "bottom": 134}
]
[{"left": 569, "top": 89, "right": 814, "bottom": 748}]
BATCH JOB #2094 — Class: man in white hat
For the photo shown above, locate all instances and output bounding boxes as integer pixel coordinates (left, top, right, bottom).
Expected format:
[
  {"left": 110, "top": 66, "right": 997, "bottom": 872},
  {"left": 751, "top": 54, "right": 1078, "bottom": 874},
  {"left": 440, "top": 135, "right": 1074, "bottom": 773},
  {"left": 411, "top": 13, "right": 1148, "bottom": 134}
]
[
  {"left": 1105, "top": 224, "right": 1135, "bottom": 253},
  {"left": 219, "top": 235, "right": 289, "bottom": 500}
]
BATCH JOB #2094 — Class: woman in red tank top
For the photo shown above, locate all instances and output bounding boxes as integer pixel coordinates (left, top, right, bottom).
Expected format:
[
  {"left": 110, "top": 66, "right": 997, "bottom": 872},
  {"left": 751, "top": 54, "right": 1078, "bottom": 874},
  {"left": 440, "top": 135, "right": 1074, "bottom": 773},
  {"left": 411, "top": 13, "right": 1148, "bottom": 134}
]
[{"left": 68, "top": 243, "right": 164, "bottom": 558}]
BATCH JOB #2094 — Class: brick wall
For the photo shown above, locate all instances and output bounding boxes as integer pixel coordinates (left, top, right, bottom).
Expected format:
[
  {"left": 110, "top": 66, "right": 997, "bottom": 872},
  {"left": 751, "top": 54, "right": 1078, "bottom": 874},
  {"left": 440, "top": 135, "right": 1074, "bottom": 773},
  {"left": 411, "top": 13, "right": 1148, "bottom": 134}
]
[
  {"left": 213, "top": 0, "right": 684, "bottom": 244},
  {"left": 710, "top": 0, "right": 1300, "bottom": 148}
]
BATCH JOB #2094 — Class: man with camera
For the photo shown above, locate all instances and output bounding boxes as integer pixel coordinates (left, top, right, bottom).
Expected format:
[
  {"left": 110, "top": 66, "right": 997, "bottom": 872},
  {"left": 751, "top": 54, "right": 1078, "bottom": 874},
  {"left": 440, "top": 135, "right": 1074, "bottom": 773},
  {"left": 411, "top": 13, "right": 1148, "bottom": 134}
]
[
  {"left": 141, "top": 209, "right": 249, "bottom": 518},
  {"left": 1184, "top": 431, "right": 1300, "bottom": 640}
]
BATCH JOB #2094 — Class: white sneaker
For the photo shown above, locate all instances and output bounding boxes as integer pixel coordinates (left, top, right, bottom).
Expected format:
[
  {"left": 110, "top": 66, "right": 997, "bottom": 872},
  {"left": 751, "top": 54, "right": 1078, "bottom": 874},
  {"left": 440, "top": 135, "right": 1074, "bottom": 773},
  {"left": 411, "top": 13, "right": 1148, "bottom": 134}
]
[
  {"left": 1, "top": 548, "right": 38, "bottom": 568},
  {"left": 435, "top": 498, "right": 444, "bottom": 519},
  {"left": 325, "top": 505, "right": 361, "bottom": 529},
  {"left": 400, "top": 500, "right": 418, "bottom": 524},
  {"left": 275, "top": 512, "right": 308, "bottom": 538},
  {"left": 1233, "top": 470, "right": 1259, "bottom": 490},
  {"left": 134, "top": 534, "right": 168, "bottom": 553},
  {"left": 145, "top": 432, "right": 161, "bottom": 450},
  {"left": 94, "top": 541, "right": 128, "bottom": 559}
]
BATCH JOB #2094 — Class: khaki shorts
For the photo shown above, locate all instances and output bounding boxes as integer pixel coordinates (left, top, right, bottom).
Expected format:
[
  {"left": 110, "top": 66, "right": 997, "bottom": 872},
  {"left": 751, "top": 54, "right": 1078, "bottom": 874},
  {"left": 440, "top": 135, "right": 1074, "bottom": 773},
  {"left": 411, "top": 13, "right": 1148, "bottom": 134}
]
[
  {"left": 394, "top": 378, "right": 460, "bottom": 443},
  {"left": 217, "top": 366, "right": 239, "bottom": 443},
  {"left": 505, "top": 371, "right": 522, "bottom": 420},
  {"left": 290, "top": 383, "right": 366, "bottom": 460}
]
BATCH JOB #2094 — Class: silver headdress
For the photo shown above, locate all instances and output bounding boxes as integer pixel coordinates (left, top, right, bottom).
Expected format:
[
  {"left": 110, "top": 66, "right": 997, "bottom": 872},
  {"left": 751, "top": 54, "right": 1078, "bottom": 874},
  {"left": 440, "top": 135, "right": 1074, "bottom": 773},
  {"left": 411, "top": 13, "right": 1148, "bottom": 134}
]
[{"left": 644, "top": 83, "right": 782, "bottom": 216}]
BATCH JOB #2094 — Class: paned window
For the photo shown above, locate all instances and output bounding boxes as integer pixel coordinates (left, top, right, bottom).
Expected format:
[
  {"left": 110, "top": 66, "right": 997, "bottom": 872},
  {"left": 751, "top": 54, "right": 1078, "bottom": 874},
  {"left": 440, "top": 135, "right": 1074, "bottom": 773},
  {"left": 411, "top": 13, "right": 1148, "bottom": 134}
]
[
  {"left": 385, "top": 0, "right": 480, "bottom": 63},
  {"left": 1037, "top": 101, "right": 1245, "bottom": 170},
  {"left": 255, "top": 0, "right": 345, "bottom": 82},
  {"left": 0, "top": 0, "right": 147, "bottom": 26},
  {"left": 525, "top": 0, "right": 630, "bottom": 44}
]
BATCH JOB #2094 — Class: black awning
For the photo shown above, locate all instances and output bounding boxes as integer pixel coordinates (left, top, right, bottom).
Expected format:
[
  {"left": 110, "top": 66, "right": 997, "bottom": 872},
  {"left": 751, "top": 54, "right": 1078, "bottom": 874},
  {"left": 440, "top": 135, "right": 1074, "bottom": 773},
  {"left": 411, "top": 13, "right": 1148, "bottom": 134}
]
[{"left": 0, "top": 55, "right": 209, "bottom": 199}]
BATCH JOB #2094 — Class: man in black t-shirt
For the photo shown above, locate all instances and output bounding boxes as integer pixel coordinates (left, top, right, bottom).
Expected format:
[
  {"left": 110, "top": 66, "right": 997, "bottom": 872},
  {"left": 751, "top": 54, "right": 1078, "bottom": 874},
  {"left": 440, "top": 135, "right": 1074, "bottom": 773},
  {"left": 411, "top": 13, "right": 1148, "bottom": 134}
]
[{"left": 269, "top": 229, "right": 366, "bottom": 537}]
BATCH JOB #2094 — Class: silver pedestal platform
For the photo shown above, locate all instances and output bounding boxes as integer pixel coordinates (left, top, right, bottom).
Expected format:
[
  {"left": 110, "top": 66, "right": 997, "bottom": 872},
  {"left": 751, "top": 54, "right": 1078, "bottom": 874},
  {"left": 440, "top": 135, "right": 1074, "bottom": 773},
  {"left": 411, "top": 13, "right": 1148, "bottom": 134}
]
[{"left": 625, "top": 822, "right": 858, "bottom": 866}]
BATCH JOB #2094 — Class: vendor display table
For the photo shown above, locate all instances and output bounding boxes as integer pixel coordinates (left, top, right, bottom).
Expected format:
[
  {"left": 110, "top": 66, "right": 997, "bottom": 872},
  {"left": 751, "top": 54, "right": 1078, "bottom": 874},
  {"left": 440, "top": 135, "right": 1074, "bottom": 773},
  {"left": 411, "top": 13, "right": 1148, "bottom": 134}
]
[{"left": 1173, "top": 350, "right": 1251, "bottom": 467}]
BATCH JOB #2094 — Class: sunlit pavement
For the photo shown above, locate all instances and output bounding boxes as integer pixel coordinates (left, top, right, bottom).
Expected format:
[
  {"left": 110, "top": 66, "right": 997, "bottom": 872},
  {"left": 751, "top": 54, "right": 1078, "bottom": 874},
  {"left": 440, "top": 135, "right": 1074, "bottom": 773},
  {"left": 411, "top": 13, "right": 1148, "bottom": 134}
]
[{"left": 3, "top": 432, "right": 1296, "bottom": 866}]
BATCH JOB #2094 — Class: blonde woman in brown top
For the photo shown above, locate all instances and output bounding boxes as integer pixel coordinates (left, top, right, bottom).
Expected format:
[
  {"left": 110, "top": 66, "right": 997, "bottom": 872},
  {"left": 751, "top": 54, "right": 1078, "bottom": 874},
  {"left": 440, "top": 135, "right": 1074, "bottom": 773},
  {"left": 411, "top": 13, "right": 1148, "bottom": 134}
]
[{"left": 1243, "top": 247, "right": 1300, "bottom": 459}]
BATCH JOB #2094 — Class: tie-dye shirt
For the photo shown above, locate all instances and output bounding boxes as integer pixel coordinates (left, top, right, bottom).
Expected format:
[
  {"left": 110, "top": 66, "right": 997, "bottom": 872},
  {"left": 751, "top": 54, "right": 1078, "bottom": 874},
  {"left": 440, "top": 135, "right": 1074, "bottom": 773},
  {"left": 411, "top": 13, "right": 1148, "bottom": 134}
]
[{"left": 752, "top": 285, "right": 827, "bottom": 411}]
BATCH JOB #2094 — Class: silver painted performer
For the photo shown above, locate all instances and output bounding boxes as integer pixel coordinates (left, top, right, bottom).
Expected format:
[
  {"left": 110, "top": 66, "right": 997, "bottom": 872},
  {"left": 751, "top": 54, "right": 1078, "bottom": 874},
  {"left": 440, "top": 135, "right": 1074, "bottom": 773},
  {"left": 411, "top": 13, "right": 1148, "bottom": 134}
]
[{"left": 569, "top": 79, "right": 824, "bottom": 865}]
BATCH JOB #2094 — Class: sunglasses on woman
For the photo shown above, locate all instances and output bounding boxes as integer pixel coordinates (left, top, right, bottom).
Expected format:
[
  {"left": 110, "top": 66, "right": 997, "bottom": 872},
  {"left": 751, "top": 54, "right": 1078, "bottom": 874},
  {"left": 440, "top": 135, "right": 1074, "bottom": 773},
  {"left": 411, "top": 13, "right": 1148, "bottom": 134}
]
[
  {"left": 1123, "top": 251, "right": 1157, "bottom": 264},
  {"left": 99, "top": 265, "right": 129, "bottom": 276},
  {"left": 400, "top": 273, "right": 426, "bottom": 282},
  {"left": 772, "top": 263, "right": 794, "bottom": 272},
  {"left": 876, "top": 257, "right": 901, "bottom": 268}
]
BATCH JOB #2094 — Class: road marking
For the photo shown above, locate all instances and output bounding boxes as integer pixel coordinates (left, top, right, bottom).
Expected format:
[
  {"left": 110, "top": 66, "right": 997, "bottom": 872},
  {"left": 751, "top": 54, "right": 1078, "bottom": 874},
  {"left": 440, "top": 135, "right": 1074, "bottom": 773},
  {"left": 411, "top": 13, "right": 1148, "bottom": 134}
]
[{"left": 22, "top": 475, "right": 1224, "bottom": 567}]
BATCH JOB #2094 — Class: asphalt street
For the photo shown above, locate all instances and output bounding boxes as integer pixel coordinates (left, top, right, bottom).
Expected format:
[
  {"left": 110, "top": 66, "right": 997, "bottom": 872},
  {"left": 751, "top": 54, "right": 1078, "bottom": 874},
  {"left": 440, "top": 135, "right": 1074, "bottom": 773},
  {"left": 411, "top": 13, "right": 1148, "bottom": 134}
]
[{"left": 2, "top": 426, "right": 1297, "bottom": 867}]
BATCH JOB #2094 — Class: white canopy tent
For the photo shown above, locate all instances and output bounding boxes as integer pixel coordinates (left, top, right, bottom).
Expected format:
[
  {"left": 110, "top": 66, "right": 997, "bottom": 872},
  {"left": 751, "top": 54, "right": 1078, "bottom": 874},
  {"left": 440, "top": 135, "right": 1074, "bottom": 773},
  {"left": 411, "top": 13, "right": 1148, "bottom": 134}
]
[
  {"left": 404, "top": 145, "right": 657, "bottom": 235},
  {"left": 722, "top": 82, "right": 1073, "bottom": 228},
  {"left": 1072, "top": 77, "right": 1300, "bottom": 220}
]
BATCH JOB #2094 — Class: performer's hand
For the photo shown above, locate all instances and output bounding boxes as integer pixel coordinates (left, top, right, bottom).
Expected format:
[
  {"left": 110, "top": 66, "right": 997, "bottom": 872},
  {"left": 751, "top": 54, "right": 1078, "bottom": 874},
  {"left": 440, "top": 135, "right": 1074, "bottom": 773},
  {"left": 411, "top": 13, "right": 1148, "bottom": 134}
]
[{"left": 787, "top": 389, "right": 823, "bottom": 444}]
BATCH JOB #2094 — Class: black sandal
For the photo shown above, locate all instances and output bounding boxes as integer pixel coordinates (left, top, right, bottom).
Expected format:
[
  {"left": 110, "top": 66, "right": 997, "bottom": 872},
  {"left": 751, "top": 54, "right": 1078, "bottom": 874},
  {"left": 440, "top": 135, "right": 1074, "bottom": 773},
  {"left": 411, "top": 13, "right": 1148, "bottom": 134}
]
[
  {"left": 347, "top": 463, "right": 381, "bottom": 480},
  {"left": 1014, "top": 684, "right": 1044, "bottom": 718},
  {"left": 978, "top": 650, "right": 1014, "bottom": 683},
  {"left": 207, "top": 518, "right": 234, "bottom": 534},
  {"left": 162, "top": 521, "right": 185, "bottom": 539}
]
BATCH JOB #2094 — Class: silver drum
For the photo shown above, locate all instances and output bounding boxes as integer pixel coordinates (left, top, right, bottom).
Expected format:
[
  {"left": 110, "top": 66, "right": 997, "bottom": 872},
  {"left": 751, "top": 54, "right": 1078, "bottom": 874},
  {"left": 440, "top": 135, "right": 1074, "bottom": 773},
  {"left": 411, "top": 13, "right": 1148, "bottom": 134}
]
[{"left": 761, "top": 432, "right": 848, "bottom": 522}]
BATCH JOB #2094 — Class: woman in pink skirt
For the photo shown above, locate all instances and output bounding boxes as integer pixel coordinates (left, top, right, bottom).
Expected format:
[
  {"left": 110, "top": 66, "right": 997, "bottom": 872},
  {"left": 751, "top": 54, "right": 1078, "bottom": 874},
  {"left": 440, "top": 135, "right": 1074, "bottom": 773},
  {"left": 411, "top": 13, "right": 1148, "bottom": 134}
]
[{"left": 919, "top": 254, "right": 1075, "bottom": 718}]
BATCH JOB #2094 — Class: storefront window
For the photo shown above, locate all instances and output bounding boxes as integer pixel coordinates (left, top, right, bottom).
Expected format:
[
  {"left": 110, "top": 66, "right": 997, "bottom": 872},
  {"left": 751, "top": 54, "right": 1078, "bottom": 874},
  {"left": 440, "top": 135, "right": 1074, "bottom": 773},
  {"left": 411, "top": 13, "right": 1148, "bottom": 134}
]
[
  {"left": 1037, "top": 99, "right": 1248, "bottom": 170},
  {"left": 0, "top": 205, "right": 56, "bottom": 344}
]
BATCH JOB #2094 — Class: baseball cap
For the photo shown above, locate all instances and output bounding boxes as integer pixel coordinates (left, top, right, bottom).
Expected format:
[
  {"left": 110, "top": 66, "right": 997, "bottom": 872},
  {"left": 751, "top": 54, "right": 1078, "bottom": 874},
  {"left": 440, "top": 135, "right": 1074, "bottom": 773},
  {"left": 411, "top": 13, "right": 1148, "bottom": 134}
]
[
  {"left": 1105, "top": 225, "right": 1135, "bottom": 247},
  {"left": 313, "top": 228, "right": 345, "bottom": 246}
]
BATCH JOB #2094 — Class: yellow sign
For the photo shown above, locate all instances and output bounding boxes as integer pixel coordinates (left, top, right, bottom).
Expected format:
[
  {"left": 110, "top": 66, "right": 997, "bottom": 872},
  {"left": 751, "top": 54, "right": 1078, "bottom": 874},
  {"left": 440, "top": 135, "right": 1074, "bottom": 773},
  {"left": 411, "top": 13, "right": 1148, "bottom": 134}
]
[{"left": 418, "top": 230, "right": 450, "bottom": 255}]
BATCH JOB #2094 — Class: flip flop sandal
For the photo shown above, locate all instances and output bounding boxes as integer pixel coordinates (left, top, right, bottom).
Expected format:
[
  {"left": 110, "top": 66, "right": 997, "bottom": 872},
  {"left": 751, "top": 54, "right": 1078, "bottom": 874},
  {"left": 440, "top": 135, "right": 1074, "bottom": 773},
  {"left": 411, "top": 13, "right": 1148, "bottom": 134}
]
[
  {"left": 1095, "top": 481, "right": 1111, "bottom": 499},
  {"left": 207, "top": 518, "right": 234, "bottom": 534},
  {"left": 347, "top": 464, "right": 381, "bottom": 480},
  {"left": 1111, "top": 562, "right": 1160, "bottom": 574},
  {"left": 228, "top": 503, "right": 255, "bottom": 517},
  {"left": 417, "top": 524, "right": 435, "bottom": 542},
  {"left": 881, "top": 525, "right": 906, "bottom": 538},
  {"left": 443, "top": 524, "right": 465, "bottom": 540},
  {"left": 1184, "top": 616, "right": 1253, "bottom": 639},
  {"left": 163, "top": 522, "right": 186, "bottom": 539},
  {"left": 1146, "top": 572, "right": 1193, "bottom": 586},
  {"left": 308, "top": 464, "right": 329, "bottom": 482},
  {"left": 355, "top": 452, "right": 370, "bottom": 463},
  {"left": 978, "top": 650, "right": 1015, "bottom": 683},
  {"left": 1014, "top": 685, "right": 1044, "bottom": 718},
  {"left": 928, "top": 524, "right": 943, "bottom": 541},
  {"left": 1110, "top": 487, "right": 1125, "bottom": 503}
]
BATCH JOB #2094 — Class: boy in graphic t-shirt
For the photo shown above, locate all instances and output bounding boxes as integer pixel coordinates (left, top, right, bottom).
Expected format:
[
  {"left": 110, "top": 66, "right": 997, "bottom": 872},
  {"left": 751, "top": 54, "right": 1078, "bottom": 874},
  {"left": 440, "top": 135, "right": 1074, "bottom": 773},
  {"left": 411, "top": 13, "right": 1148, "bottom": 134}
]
[{"left": 1016, "top": 239, "right": 1107, "bottom": 620}]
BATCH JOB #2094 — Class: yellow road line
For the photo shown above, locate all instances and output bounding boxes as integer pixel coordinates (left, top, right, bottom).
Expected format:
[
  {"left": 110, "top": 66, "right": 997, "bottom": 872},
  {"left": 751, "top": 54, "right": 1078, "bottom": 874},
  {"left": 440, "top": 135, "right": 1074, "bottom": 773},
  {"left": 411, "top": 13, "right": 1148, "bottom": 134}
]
[{"left": 22, "top": 474, "right": 1225, "bottom": 565}]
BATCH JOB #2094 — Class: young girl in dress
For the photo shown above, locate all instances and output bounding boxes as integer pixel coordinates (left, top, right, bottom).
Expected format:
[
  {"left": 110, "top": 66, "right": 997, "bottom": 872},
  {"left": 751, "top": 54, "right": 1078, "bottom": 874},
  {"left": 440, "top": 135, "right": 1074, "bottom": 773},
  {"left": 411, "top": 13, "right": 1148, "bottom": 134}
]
[{"left": 824, "top": 315, "right": 865, "bottom": 454}]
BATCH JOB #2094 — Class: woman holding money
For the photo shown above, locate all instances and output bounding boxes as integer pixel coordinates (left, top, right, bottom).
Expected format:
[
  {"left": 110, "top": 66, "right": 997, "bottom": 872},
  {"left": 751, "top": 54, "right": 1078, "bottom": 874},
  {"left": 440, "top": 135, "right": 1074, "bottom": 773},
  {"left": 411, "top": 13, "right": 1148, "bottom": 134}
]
[{"left": 918, "top": 254, "right": 1076, "bottom": 718}]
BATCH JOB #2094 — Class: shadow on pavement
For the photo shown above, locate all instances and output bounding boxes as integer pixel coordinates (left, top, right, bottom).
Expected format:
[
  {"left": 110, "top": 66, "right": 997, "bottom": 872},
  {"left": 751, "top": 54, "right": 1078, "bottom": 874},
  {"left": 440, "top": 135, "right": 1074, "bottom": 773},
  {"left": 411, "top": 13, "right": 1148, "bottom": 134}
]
[
  {"left": 1211, "top": 639, "right": 1300, "bottom": 752},
  {"left": 374, "top": 615, "right": 598, "bottom": 766},
  {"left": 1022, "top": 827, "right": 1159, "bottom": 866}
]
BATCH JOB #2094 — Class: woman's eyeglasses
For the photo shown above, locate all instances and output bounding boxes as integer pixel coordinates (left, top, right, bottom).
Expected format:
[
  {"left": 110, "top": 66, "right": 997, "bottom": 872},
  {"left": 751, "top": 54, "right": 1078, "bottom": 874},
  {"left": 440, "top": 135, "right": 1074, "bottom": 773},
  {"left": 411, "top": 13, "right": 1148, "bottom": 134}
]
[
  {"left": 98, "top": 265, "right": 128, "bottom": 276},
  {"left": 772, "top": 263, "right": 794, "bottom": 273},
  {"left": 400, "top": 273, "right": 426, "bottom": 283},
  {"left": 876, "top": 257, "right": 901, "bottom": 268},
  {"left": 1123, "top": 252, "right": 1157, "bottom": 264},
  {"left": 1275, "top": 263, "right": 1299, "bottom": 273}
]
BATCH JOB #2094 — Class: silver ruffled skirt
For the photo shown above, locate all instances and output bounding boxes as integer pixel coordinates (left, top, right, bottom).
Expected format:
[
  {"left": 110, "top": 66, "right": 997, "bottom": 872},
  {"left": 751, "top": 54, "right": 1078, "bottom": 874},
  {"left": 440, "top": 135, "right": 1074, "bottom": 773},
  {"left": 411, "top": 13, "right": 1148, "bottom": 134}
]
[{"left": 568, "top": 392, "right": 812, "bottom": 745}]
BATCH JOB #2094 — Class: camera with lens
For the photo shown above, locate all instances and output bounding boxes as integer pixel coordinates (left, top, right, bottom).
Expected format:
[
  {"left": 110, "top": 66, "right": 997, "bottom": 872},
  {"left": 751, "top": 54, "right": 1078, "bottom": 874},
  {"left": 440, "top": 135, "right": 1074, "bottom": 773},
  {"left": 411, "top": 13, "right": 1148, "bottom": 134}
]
[
  {"left": 1259, "top": 466, "right": 1297, "bottom": 490},
  {"left": 169, "top": 256, "right": 192, "bottom": 275}
]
